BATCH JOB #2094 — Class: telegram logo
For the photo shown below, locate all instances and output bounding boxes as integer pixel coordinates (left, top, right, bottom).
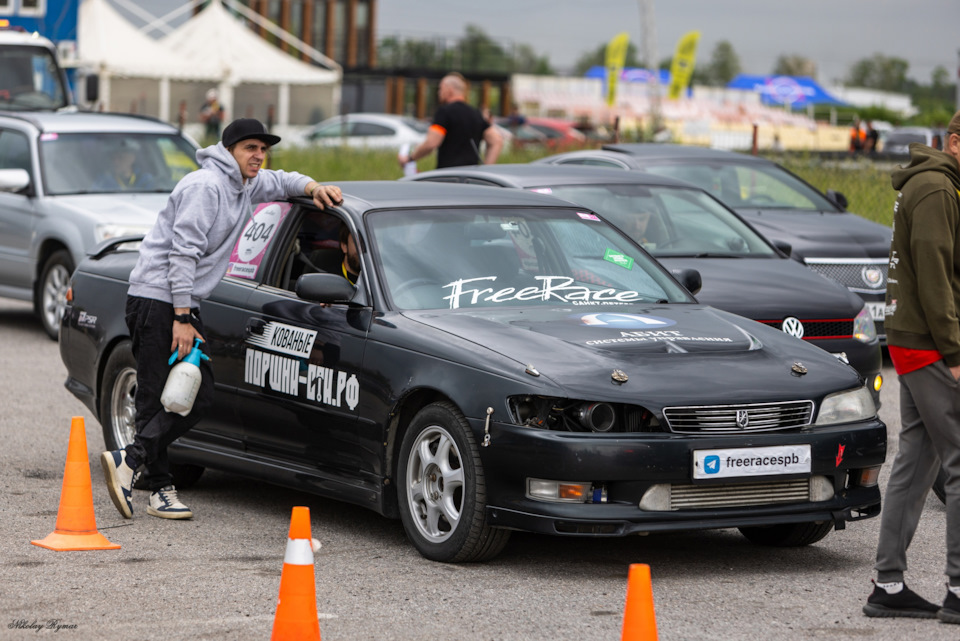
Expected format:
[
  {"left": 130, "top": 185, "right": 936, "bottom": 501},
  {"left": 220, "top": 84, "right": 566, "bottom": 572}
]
[{"left": 704, "top": 455, "right": 721, "bottom": 475}]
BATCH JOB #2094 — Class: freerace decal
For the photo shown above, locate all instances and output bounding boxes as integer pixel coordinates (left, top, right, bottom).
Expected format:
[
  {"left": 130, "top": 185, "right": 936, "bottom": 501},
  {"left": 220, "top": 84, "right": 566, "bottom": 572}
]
[
  {"left": 227, "top": 202, "right": 292, "bottom": 279},
  {"left": 442, "top": 275, "right": 651, "bottom": 309}
]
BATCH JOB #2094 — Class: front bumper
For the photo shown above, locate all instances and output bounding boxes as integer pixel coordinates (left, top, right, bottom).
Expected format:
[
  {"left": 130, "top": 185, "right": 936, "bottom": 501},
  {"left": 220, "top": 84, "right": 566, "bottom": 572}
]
[{"left": 477, "top": 418, "right": 885, "bottom": 537}]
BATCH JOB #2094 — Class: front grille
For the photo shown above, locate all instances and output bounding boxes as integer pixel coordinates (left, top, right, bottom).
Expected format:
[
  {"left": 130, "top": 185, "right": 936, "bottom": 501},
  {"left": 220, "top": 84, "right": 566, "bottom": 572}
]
[
  {"left": 757, "top": 319, "right": 854, "bottom": 339},
  {"left": 804, "top": 258, "right": 887, "bottom": 294},
  {"left": 662, "top": 400, "right": 814, "bottom": 433},
  {"left": 667, "top": 479, "right": 811, "bottom": 510}
]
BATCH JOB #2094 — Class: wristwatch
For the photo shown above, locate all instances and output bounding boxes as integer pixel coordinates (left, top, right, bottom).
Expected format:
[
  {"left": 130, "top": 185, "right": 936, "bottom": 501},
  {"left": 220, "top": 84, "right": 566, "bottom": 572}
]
[{"left": 173, "top": 313, "right": 193, "bottom": 324}]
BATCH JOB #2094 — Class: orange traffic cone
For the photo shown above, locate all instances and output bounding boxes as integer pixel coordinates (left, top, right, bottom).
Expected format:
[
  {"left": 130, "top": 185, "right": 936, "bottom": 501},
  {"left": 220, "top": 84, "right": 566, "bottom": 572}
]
[
  {"left": 271, "top": 506, "right": 320, "bottom": 641},
  {"left": 621, "top": 563, "right": 658, "bottom": 641},
  {"left": 31, "top": 416, "right": 120, "bottom": 551}
]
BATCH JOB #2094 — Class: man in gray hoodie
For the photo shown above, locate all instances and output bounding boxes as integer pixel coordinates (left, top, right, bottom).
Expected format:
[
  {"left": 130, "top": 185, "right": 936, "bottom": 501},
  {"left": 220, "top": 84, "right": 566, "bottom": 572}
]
[
  {"left": 864, "top": 110, "right": 960, "bottom": 622},
  {"left": 101, "top": 118, "right": 342, "bottom": 520}
]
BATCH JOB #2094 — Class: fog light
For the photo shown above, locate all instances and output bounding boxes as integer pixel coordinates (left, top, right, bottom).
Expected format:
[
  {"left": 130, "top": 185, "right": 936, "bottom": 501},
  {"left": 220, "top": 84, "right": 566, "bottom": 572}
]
[
  {"left": 809, "top": 475, "right": 834, "bottom": 501},
  {"left": 873, "top": 373, "right": 883, "bottom": 393},
  {"left": 857, "top": 466, "right": 881, "bottom": 487},
  {"left": 578, "top": 402, "right": 616, "bottom": 432},
  {"left": 527, "top": 478, "right": 593, "bottom": 503}
]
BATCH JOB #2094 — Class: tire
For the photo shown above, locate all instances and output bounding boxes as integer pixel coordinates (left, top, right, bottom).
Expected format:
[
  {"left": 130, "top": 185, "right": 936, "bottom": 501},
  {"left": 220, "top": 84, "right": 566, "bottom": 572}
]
[
  {"left": 99, "top": 340, "right": 205, "bottom": 489},
  {"left": 933, "top": 466, "right": 948, "bottom": 504},
  {"left": 37, "top": 249, "right": 73, "bottom": 340},
  {"left": 397, "top": 401, "right": 510, "bottom": 562},
  {"left": 738, "top": 521, "right": 834, "bottom": 547}
]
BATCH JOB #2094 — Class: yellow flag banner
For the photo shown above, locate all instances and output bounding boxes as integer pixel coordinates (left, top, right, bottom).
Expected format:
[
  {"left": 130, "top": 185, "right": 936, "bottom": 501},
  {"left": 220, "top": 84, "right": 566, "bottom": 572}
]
[
  {"left": 668, "top": 30, "right": 700, "bottom": 100},
  {"left": 605, "top": 32, "right": 629, "bottom": 107}
]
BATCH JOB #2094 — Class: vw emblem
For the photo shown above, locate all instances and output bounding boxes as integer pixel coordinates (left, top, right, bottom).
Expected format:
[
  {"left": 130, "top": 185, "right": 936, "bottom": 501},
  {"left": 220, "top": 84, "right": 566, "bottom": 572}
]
[
  {"left": 736, "top": 409, "right": 749, "bottom": 428},
  {"left": 861, "top": 266, "right": 884, "bottom": 289},
  {"left": 781, "top": 317, "right": 805, "bottom": 339}
]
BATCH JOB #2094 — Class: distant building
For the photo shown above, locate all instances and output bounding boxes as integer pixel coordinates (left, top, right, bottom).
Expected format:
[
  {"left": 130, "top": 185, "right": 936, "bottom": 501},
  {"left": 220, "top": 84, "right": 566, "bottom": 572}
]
[{"left": 234, "top": 0, "right": 376, "bottom": 70}]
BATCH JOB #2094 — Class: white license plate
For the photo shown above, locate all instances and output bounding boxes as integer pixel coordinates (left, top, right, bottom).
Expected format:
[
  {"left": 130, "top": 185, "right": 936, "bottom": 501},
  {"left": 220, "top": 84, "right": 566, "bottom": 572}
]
[
  {"left": 866, "top": 302, "right": 885, "bottom": 321},
  {"left": 693, "top": 445, "right": 812, "bottom": 480}
]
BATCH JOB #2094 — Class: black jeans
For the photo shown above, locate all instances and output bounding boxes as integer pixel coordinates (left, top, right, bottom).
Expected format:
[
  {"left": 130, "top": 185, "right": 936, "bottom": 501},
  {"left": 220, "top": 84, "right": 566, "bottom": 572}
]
[{"left": 123, "top": 296, "right": 214, "bottom": 491}]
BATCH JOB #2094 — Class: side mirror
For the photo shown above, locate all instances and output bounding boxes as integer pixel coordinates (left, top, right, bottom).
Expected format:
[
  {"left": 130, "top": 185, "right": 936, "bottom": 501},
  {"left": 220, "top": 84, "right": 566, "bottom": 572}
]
[
  {"left": 772, "top": 240, "right": 792, "bottom": 257},
  {"left": 825, "top": 189, "right": 848, "bottom": 211},
  {"left": 671, "top": 268, "right": 702, "bottom": 295},
  {"left": 295, "top": 272, "right": 356, "bottom": 304},
  {"left": 0, "top": 168, "right": 30, "bottom": 193},
  {"left": 85, "top": 74, "right": 99, "bottom": 103}
]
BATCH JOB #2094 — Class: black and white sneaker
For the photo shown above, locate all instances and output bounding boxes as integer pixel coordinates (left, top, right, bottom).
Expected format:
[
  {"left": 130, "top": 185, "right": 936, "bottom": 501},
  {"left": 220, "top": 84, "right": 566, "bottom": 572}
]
[
  {"left": 147, "top": 486, "right": 193, "bottom": 520},
  {"left": 100, "top": 449, "right": 135, "bottom": 519},
  {"left": 938, "top": 587, "right": 960, "bottom": 624},
  {"left": 863, "top": 580, "right": 939, "bottom": 618}
]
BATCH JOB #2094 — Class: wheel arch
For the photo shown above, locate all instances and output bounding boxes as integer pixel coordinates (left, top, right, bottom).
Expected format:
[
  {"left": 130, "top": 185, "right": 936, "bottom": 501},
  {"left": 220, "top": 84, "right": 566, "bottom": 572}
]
[
  {"left": 94, "top": 334, "right": 134, "bottom": 424},
  {"left": 381, "top": 387, "right": 459, "bottom": 518},
  {"left": 32, "top": 238, "right": 71, "bottom": 311}
]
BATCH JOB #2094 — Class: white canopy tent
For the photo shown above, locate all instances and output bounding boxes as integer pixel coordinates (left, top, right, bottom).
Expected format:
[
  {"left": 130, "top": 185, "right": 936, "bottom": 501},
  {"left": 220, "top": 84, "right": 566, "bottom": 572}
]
[
  {"left": 77, "top": 0, "right": 220, "bottom": 120},
  {"left": 160, "top": 0, "right": 341, "bottom": 128},
  {"left": 76, "top": 0, "right": 340, "bottom": 128}
]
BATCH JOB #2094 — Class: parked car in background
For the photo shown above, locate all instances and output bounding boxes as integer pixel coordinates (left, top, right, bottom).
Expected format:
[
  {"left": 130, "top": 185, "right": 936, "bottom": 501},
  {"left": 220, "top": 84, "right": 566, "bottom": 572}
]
[
  {"left": 0, "top": 110, "right": 199, "bottom": 338},
  {"left": 535, "top": 145, "right": 893, "bottom": 341},
  {"left": 407, "top": 164, "right": 883, "bottom": 404},
  {"left": 497, "top": 116, "right": 587, "bottom": 149},
  {"left": 300, "top": 113, "right": 428, "bottom": 150},
  {"left": 882, "top": 126, "right": 945, "bottom": 155},
  {"left": 61, "top": 181, "right": 885, "bottom": 562}
]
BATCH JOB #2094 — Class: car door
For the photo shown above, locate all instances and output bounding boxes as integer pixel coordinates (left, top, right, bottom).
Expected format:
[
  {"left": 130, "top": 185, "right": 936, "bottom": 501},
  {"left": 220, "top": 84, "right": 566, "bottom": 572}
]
[
  {"left": 0, "top": 127, "right": 37, "bottom": 293},
  {"left": 234, "top": 206, "right": 372, "bottom": 475}
]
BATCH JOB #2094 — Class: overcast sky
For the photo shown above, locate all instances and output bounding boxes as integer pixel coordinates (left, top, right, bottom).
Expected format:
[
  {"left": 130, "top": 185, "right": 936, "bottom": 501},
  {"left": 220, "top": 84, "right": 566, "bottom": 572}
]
[
  {"left": 122, "top": 0, "right": 958, "bottom": 85},
  {"left": 377, "top": 0, "right": 959, "bottom": 84}
]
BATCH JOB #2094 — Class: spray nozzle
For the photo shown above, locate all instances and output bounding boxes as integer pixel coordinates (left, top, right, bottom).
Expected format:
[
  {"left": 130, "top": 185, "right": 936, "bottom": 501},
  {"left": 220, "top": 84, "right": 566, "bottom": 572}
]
[{"left": 168, "top": 337, "right": 211, "bottom": 366}]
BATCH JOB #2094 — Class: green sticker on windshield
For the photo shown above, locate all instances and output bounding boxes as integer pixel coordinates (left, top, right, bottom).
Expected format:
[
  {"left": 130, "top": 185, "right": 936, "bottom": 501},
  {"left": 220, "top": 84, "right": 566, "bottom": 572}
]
[{"left": 603, "top": 248, "right": 634, "bottom": 270}]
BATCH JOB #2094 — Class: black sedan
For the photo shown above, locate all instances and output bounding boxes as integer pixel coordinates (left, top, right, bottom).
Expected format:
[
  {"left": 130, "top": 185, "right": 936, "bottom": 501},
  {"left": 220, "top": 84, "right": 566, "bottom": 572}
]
[
  {"left": 534, "top": 144, "right": 892, "bottom": 340},
  {"left": 60, "top": 181, "right": 885, "bottom": 563},
  {"left": 406, "top": 165, "right": 882, "bottom": 403}
]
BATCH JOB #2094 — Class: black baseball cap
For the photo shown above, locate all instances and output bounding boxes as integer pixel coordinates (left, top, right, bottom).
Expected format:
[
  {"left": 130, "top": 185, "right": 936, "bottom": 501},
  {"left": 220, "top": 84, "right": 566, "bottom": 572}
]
[{"left": 222, "top": 118, "right": 281, "bottom": 148}]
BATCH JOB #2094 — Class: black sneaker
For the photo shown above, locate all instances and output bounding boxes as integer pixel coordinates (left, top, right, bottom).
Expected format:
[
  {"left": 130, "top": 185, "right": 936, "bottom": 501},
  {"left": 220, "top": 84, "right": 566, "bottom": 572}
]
[
  {"left": 863, "top": 581, "right": 939, "bottom": 619},
  {"left": 938, "top": 587, "right": 960, "bottom": 624}
]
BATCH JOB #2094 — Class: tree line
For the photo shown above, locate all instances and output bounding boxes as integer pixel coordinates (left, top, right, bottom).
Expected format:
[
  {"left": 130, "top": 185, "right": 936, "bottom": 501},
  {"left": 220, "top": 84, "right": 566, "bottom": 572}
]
[{"left": 377, "top": 26, "right": 956, "bottom": 125}]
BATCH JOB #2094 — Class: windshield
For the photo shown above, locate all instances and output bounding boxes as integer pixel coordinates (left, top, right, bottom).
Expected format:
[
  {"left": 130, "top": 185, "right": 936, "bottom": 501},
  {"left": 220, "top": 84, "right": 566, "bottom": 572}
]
[
  {"left": 641, "top": 160, "right": 838, "bottom": 212},
  {"left": 40, "top": 133, "right": 199, "bottom": 195},
  {"left": 367, "top": 207, "right": 693, "bottom": 310},
  {"left": 885, "top": 131, "right": 928, "bottom": 145},
  {"left": 0, "top": 45, "right": 69, "bottom": 110},
  {"left": 535, "top": 184, "right": 776, "bottom": 258},
  {"left": 540, "top": 183, "right": 776, "bottom": 257}
]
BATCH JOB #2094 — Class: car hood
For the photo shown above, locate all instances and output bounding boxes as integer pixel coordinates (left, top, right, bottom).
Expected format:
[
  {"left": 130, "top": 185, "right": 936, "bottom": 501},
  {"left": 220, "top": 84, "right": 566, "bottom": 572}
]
[
  {"left": 733, "top": 209, "right": 891, "bottom": 259},
  {"left": 402, "top": 304, "right": 859, "bottom": 404},
  {"left": 48, "top": 193, "right": 170, "bottom": 225},
  {"left": 657, "top": 256, "right": 863, "bottom": 320}
]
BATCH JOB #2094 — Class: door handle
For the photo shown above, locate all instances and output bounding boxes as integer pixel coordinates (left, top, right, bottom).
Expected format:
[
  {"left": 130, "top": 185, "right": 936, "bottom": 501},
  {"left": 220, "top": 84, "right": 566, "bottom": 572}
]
[{"left": 246, "top": 318, "right": 266, "bottom": 335}]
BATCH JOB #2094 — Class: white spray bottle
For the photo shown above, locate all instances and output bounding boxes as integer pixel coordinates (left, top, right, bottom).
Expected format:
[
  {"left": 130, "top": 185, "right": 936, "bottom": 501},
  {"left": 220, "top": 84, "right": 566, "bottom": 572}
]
[{"left": 160, "top": 338, "right": 210, "bottom": 416}]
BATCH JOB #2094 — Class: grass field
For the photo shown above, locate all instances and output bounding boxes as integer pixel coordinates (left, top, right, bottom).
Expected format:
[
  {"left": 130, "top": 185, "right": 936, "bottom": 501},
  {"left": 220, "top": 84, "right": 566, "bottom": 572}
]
[{"left": 270, "top": 145, "right": 897, "bottom": 228}]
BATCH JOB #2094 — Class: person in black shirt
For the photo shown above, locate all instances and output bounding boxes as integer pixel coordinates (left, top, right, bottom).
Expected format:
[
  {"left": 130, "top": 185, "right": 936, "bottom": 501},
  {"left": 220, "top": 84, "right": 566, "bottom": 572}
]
[{"left": 400, "top": 73, "right": 502, "bottom": 169}]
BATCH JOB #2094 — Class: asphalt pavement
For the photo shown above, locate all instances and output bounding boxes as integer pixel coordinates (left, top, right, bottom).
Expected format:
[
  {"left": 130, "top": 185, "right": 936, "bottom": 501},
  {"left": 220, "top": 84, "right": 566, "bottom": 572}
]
[{"left": 2, "top": 297, "right": 958, "bottom": 640}]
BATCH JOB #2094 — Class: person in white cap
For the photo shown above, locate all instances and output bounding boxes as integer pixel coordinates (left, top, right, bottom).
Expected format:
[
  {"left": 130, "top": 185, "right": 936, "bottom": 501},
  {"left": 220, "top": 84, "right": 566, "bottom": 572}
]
[
  {"left": 199, "top": 88, "right": 225, "bottom": 140},
  {"left": 101, "top": 118, "right": 342, "bottom": 521}
]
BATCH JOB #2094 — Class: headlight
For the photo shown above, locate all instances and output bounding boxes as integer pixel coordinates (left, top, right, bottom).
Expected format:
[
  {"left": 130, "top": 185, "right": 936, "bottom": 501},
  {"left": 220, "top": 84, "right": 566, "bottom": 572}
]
[
  {"left": 815, "top": 386, "right": 876, "bottom": 425},
  {"left": 853, "top": 305, "right": 877, "bottom": 343},
  {"left": 95, "top": 223, "right": 153, "bottom": 243}
]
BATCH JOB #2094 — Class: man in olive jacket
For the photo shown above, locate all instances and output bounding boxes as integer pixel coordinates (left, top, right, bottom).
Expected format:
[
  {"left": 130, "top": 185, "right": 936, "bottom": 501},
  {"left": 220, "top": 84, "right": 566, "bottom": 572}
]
[{"left": 864, "top": 110, "right": 960, "bottom": 622}]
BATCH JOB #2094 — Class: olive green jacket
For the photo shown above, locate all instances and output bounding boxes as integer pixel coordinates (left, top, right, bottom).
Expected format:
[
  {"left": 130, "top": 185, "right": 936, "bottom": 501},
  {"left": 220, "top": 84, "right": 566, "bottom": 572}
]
[{"left": 886, "top": 143, "right": 960, "bottom": 365}]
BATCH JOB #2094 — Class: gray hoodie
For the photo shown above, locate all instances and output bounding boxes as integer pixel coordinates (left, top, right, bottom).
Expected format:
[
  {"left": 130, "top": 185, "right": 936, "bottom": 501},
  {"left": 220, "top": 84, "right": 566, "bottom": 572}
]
[{"left": 128, "top": 142, "right": 310, "bottom": 308}]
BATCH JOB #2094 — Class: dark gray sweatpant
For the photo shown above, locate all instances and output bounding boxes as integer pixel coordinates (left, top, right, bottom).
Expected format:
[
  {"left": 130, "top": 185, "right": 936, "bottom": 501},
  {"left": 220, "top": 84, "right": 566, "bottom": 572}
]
[{"left": 875, "top": 360, "right": 960, "bottom": 583}]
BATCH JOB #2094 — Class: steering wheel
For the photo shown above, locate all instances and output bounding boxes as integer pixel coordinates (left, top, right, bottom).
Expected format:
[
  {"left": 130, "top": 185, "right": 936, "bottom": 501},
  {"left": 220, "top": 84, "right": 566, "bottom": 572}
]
[
  {"left": 744, "top": 194, "right": 776, "bottom": 205},
  {"left": 392, "top": 277, "right": 440, "bottom": 298}
]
